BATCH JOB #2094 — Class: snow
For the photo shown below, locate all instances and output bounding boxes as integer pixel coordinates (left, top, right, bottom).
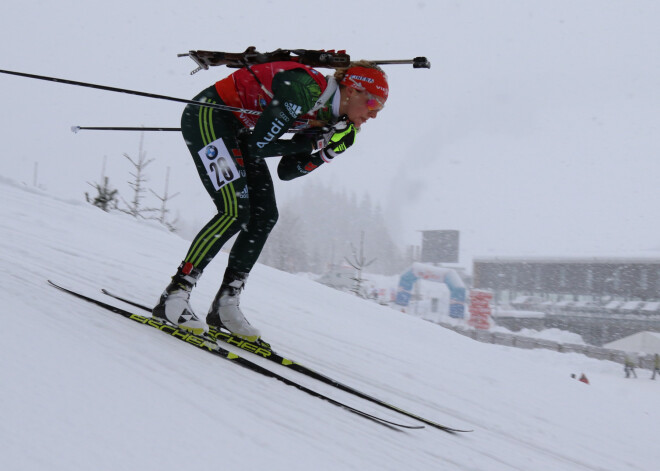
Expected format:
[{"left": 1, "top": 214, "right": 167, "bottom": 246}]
[
  {"left": 604, "top": 332, "right": 660, "bottom": 356},
  {"left": 642, "top": 302, "right": 660, "bottom": 312},
  {"left": 2, "top": 178, "right": 659, "bottom": 471},
  {"left": 494, "top": 327, "right": 587, "bottom": 346},
  {"left": 493, "top": 309, "right": 546, "bottom": 319}
]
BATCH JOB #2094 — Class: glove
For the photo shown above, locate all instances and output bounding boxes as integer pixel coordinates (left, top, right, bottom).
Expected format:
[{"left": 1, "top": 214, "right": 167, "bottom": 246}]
[{"left": 321, "top": 123, "right": 357, "bottom": 162}]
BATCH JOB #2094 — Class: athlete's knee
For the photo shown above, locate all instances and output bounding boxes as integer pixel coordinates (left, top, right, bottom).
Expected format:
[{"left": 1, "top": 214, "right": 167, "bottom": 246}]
[
  {"left": 246, "top": 205, "right": 278, "bottom": 236},
  {"left": 262, "top": 206, "right": 279, "bottom": 234},
  {"left": 260, "top": 204, "right": 280, "bottom": 232}
]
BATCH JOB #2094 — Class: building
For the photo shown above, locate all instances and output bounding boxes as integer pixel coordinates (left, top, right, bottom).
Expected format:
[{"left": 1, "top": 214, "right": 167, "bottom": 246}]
[
  {"left": 473, "top": 256, "right": 660, "bottom": 306},
  {"left": 472, "top": 256, "right": 660, "bottom": 345}
]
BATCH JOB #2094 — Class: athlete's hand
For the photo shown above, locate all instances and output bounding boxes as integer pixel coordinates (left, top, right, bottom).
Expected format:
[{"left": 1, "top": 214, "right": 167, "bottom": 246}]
[{"left": 321, "top": 123, "right": 357, "bottom": 161}]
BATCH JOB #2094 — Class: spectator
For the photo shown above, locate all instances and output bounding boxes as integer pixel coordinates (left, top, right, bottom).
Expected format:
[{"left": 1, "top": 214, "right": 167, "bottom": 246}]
[{"left": 624, "top": 356, "right": 637, "bottom": 378}]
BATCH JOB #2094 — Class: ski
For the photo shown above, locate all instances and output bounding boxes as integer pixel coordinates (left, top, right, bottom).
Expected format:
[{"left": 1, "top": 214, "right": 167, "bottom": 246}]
[
  {"left": 47, "top": 280, "right": 422, "bottom": 431},
  {"left": 101, "top": 288, "right": 471, "bottom": 434}
]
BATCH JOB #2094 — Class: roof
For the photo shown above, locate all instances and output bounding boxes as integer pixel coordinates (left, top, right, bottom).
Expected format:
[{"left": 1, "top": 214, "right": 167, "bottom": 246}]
[
  {"left": 604, "top": 331, "right": 660, "bottom": 355},
  {"left": 473, "top": 253, "right": 660, "bottom": 264}
]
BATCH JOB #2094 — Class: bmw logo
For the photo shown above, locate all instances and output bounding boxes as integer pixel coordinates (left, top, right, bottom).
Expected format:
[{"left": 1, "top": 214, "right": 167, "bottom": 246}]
[{"left": 205, "top": 145, "right": 218, "bottom": 159}]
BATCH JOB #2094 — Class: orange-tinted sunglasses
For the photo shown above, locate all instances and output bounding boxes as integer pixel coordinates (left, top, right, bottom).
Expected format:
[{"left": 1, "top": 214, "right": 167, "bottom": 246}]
[{"left": 359, "top": 90, "right": 384, "bottom": 112}]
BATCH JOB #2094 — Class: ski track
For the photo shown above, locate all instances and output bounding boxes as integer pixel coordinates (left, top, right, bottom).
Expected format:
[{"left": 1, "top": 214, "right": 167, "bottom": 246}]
[{"left": 2, "top": 178, "right": 659, "bottom": 470}]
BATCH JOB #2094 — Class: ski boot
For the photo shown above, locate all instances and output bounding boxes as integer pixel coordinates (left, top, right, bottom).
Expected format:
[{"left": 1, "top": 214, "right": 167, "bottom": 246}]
[
  {"left": 207, "top": 268, "right": 261, "bottom": 342},
  {"left": 153, "top": 262, "right": 208, "bottom": 335}
]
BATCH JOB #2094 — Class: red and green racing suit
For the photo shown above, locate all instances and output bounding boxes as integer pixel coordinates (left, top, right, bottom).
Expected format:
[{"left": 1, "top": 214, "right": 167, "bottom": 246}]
[{"left": 180, "top": 62, "right": 343, "bottom": 274}]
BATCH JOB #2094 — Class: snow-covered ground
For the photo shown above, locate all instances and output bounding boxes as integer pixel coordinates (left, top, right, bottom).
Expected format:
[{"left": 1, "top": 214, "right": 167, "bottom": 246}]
[{"left": 2, "top": 177, "right": 659, "bottom": 471}]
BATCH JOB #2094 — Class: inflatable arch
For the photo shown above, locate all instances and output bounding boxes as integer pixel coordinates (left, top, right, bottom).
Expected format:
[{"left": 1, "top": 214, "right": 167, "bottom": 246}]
[{"left": 394, "top": 263, "right": 466, "bottom": 318}]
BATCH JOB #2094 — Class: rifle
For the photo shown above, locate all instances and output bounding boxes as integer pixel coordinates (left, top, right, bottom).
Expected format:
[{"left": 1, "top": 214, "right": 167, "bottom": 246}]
[{"left": 178, "top": 46, "right": 430, "bottom": 75}]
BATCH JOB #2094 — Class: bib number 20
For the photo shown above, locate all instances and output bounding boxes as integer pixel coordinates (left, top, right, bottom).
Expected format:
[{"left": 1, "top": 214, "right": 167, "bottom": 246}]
[
  {"left": 210, "top": 157, "right": 234, "bottom": 186},
  {"left": 198, "top": 138, "right": 240, "bottom": 191}
]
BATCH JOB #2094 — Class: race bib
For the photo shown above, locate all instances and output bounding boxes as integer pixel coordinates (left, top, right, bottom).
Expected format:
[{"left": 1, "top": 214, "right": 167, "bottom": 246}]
[{"left": 198, "top": 138, "right": 240, "bottom": 191}]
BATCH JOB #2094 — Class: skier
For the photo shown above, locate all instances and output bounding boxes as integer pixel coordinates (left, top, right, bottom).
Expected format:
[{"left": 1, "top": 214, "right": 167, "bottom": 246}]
[
  {"left": 652, "top": 353, "right": 660, "bottom": 380},
  {"left": 624, "top": 356, "right": 637, "bottom": 378},
  {"left": 152, "top": 60, "right": 388, "bottom": 340}
]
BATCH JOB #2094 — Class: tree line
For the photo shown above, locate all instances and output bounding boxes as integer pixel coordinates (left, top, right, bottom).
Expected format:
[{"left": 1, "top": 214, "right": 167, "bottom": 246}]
[
  {"left": 85, "top": 132, "right": 179, "bottom": 232},
  {"left": 258, "top": 182, "right": 407, "bottom": 275}
]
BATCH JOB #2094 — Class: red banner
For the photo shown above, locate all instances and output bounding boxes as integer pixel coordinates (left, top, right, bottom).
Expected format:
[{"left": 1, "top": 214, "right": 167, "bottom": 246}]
[{"left": 468, "top": 289, "right": 492, "bottom": 330}]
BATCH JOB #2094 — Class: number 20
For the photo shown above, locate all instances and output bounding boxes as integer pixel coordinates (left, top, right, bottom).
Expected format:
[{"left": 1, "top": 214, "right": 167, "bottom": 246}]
[{"left": 210, "top": 157, "right": 234, "bottom": 187}]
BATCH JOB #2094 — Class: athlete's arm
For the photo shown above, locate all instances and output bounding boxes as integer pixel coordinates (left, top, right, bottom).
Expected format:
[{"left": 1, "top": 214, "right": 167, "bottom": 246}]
[{"left": 245, "top": 69, "right": 322, "bottom": 158}]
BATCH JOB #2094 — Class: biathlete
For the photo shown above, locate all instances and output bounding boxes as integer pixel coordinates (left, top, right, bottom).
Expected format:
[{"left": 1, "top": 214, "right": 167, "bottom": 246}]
[{"left": 153, "top": 60, "right": 388, "bottom": 341}]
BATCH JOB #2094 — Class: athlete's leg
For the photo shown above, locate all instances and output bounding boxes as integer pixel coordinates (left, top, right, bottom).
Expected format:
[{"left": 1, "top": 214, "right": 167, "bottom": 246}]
[
  {"left": 181, "top": 87, "right": 250, "bottom": 272},
  {"left": 227, "top": 156, "right": 279, "bottom": 274},
  {"left": 153, "top": 87, "right": 249, "bottom": 332}
]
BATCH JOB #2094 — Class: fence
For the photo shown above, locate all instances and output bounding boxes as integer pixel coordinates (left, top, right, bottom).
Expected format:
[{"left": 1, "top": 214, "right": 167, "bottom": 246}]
[{"left": 438, "top": 322, "right": 658, "bottom": 370}]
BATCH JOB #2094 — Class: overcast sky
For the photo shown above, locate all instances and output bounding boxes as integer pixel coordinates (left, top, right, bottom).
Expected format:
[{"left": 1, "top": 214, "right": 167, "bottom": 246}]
[{"left": 1, "top": 0, "right": 659, "bottom": 266}]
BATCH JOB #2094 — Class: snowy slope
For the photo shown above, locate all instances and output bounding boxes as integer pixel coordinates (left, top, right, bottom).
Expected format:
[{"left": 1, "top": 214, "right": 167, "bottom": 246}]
[{"left": 1, "top": 177, "right": 658, "bottom": 471}]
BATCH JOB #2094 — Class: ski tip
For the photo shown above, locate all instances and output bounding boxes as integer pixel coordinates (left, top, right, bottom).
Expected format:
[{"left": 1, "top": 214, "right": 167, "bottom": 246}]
[
  {"left": 403, "top": 424, "right": 426, "bottom": 430},
  {"left": 443, "top": 427, "right": 474, "bottom": 434}
]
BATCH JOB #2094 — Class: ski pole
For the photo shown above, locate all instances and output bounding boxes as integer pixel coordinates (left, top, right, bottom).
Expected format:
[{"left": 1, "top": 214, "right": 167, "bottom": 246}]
[
  {"left": 0, "top": 68, "right": 268, "bottom": 115},
  {"left": 0, "top": 69, "right": 328, "bottom": 132},
  {"left": 70, "top": 123, "right": 316, "bottom": 134},
  {"left": 0, "top": 68, "right": 325, "bottom": 129},
  {"left": 71, "top": 126, "right": 181, "bottom": 133}
]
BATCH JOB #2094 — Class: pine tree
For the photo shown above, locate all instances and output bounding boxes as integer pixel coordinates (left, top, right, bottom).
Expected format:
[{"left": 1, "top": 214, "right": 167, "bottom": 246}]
[
  {"left": 149, "top": 166, "right": 180, "bottom": 232},
  {"left": 345, "top": 231, "right": 376, "bottom": 298},
  {"left": 85, "top": 156, "right": 118, "bottom": 212},
  {"left": 85, "top": 176, "right": 118, "bottom": 212},
  {"left": 121, "top": 132, "right": 155, "bottom": 218}
]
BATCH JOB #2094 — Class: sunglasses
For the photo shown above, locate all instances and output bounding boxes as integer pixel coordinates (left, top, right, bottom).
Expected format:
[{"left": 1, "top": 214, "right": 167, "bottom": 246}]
[{"left": 359, "top": 90, "right": 384, "bottom": 112}]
